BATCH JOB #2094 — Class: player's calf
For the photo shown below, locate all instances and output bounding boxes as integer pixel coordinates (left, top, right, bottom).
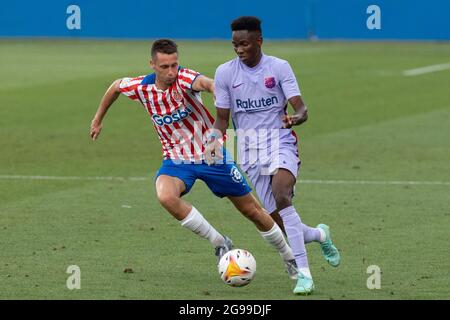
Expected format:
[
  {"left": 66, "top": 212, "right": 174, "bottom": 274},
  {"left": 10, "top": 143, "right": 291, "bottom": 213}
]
[
  {"left": 229, "top": 194, "right": 274, "bottom": 231},
  {"left": 156, "top": 192, "right": 191, "bottom": 220},
  {"left": 272, "top": 190, "right": 293, "bottom": 211}
]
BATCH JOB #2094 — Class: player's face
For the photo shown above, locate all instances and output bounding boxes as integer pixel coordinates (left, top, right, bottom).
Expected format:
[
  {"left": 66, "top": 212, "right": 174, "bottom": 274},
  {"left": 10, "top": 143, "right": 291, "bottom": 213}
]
[
  {"left": 232, "top": 30, "right": 262, "bottom": 67},
  {"left": 151, "top": 52, "right": 179, "bottom": 87}
]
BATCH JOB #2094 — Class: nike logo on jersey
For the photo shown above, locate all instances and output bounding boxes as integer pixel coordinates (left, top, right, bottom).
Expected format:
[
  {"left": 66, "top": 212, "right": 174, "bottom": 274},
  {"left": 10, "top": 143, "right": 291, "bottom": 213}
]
[{"left": 232, "top": 83, "right": 244, "bottom": 89}]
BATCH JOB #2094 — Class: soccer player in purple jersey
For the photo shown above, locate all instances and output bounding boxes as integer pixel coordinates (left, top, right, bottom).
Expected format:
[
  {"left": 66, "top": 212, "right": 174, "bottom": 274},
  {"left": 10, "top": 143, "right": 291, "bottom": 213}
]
[{"left": 206, "top": 17, "right": 341, "bottom": 295}]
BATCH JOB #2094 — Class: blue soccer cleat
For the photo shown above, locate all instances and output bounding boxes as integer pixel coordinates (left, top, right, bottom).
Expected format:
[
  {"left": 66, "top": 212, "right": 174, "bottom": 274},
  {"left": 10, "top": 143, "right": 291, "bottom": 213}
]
[
  {"left": 293, "top": 272, "right": 314, "bottom": 295},
  {"left": 317, "top": 224, "right": 341, "bottom": 267}
]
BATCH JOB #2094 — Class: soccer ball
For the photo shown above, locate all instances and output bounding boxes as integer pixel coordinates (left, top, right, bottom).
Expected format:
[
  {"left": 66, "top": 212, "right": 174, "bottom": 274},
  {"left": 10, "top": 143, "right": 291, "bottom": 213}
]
[{"left": 218, "top": 249, "right": 256, "bottom": 287}]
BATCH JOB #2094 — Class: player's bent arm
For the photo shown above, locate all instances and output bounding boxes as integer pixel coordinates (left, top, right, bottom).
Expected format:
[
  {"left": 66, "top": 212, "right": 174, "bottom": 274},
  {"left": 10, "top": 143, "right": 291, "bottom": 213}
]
[
  {"left": 90, "top": 79, "right": 122, "bottom": 140},
  {"left": 282, "top": 95, "right": 308, "bottom": 129},
  {"left": 191, "top": 75, "right": 214, "bottom": 93}
]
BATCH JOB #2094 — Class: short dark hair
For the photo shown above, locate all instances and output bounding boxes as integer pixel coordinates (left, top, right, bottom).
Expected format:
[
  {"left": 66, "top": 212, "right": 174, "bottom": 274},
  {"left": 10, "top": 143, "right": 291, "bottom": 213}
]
[
  {"left": 231, "top": 16, "right": 262, "bottom": 33},
  {"left": 151, "top": 39, "right": 178, "bottom": 58}
]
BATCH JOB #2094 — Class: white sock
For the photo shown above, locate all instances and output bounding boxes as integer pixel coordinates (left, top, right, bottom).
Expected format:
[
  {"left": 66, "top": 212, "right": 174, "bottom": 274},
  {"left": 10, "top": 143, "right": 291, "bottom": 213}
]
[
  {"left": 318, "top": 228, "right": 327, "bottom": 243},
  {"left": 299, "top": 267, "right": 312, "bottom": 279},
  {"left": 259, "top": 223, "right": 295, "bottom": 262},
  {"left": 180, "top": 207, "right": 225, "bottom": 248}
]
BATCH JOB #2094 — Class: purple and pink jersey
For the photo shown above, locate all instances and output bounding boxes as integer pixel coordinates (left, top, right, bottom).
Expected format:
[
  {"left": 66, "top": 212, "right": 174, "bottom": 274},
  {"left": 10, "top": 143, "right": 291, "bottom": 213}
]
[{"left": 215, "top": 54, "right": 301, "bottom": 131}]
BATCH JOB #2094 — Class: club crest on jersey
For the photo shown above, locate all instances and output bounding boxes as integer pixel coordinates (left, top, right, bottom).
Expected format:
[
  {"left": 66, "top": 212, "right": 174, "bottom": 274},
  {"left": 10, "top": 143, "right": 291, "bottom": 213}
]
[
  {"left": 172, "top": 91, "right": 183, "bottom": 102},
  {"left": 264, "top": 76, "right": 276, "bottom": 89},
  {"left": 152, "top": 107, "right": 193, "bottom": 126},
  {"left": 230, "top": 166, "right": 243, "bottom": 183}
]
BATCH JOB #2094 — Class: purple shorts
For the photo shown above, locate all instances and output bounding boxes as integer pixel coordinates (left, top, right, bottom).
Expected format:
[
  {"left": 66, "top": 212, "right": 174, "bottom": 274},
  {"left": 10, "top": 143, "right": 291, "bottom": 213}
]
[{"left": 243, "top": 146, "right": 300, "bottom": 214}]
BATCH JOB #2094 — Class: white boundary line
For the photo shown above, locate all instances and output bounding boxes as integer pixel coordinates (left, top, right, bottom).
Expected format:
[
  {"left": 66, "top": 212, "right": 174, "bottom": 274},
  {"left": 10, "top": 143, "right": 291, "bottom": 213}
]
[
  {"left": 0, "top": 175, "right": 148, "bottom": 181},
  {"left": 1, "top": 175, "right": 450, "bottom": 186},
  {"left": 300, "top": 179, "right": 450, "bottom": 186},
  {"left": 403, "top": 63, "right": 450, "bottom": 76}
]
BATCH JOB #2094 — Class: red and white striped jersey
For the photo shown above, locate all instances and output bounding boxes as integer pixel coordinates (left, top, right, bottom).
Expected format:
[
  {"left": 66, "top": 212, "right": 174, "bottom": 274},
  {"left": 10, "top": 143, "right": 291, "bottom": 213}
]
[{"left": 119, "top": 68, "right": 215, "bottom": 162}]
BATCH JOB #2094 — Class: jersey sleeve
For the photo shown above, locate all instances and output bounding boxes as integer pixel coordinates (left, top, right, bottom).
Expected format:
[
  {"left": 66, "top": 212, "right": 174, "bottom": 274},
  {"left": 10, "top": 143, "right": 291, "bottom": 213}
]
[
  {"left": 177, "top": 68, "right": 201, "bottom": 91},
  {"left": 278, "top": 61, "right": 301, "bottom": 100},
  {"left": 119, "top": 76, "right": 145, "bottom": 101},
  {"left": 214, "top": 65, "right": 231, "bottom": 109}
]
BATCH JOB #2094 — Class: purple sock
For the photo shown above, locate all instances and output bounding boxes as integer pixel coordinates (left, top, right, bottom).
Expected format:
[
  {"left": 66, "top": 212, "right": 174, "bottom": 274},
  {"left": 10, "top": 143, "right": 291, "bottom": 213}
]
[
  {"left": 302, "top": 224, "right": 322, "bottom": 244},
  {"left": 279, "top": 206, "right": 309, "bottom": 269}
]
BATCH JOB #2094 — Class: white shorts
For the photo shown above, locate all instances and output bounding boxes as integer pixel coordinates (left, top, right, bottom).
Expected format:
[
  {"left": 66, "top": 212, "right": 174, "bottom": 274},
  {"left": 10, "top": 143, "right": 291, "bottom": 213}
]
[{"left": 243, "top": 146, "right": 300, "bottom": 214}]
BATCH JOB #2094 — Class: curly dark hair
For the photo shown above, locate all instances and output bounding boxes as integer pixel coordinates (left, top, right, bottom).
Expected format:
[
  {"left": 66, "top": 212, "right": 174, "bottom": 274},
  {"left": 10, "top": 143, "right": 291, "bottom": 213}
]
[{"left": 231, "top": 16, "right": 262, "bottom": 33}]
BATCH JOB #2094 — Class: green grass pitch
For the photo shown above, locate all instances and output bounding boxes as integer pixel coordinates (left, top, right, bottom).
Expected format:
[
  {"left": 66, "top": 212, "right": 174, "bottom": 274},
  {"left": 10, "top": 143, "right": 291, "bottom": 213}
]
[{"left": 0, "top": 39, "right": 449, "bottom": 299}]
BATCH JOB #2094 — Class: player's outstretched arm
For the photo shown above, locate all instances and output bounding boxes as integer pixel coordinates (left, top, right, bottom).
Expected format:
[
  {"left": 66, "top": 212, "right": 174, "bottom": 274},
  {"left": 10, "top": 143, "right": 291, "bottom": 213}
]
[
  {"left": 282, "top": 95, "right": 308, "bottom": 129},
  {"left": 191, "top": 75, "right": 215, "bottom": 93},
  {"left": 90, "top": 79, "right": 122, "bottom": 140}
]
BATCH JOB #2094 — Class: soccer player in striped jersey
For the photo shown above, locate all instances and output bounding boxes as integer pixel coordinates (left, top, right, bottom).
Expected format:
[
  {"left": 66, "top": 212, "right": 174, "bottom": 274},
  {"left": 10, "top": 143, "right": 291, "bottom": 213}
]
[
  {"left": 207, "top": 17, "right": 341, "bottom": 295},
  {"left": 90, "top": 39, "right": 299, "bottom": 280}
]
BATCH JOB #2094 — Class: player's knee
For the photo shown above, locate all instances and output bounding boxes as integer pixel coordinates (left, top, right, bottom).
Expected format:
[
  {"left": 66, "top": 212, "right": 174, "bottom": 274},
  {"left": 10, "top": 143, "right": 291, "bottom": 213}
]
[{"left": 157, "top": 192, "right": 178, "bottom": 210}]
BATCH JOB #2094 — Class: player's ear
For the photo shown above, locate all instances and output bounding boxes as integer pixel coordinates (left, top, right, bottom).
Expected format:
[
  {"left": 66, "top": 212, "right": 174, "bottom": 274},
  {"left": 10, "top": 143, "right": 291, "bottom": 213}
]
[
  {"left": 253, "top": 31, "right": 263, "bottom": 46},
  {"left": 150, "top": 59, "right": 155, "bottom": 70}
]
